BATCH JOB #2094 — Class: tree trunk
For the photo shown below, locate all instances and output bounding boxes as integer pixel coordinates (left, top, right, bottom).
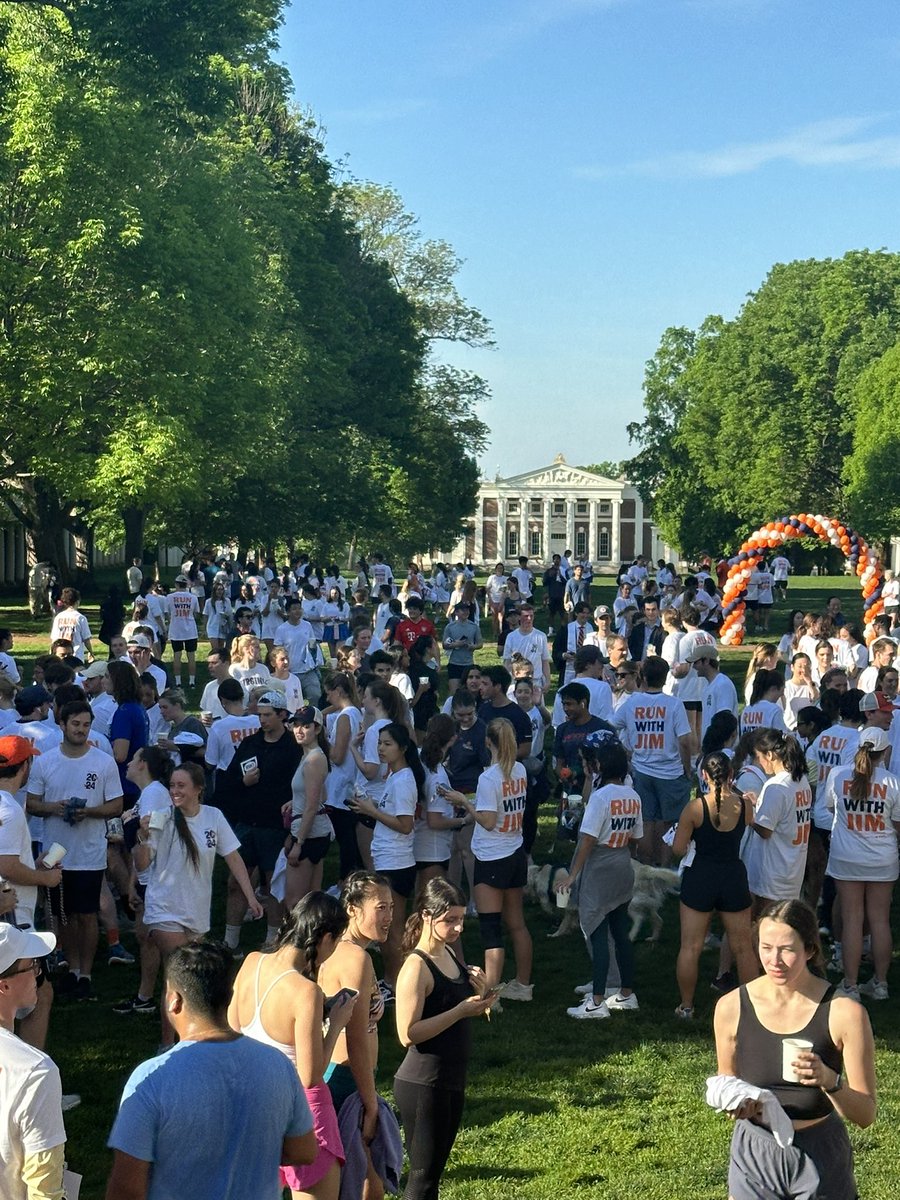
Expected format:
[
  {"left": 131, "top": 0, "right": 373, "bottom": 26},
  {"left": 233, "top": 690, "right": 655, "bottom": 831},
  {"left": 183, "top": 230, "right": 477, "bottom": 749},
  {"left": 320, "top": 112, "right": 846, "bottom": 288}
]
[
  {"left": 123, "top": 506, "right": 145, "bottom": 564},
  {"left": 17, "top": 477, "right": 75, "bottom": 584}
]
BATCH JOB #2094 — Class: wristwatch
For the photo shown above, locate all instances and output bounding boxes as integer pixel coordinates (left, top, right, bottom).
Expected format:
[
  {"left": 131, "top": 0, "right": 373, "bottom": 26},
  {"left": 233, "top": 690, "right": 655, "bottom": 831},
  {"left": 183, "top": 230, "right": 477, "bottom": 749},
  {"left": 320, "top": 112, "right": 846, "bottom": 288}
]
[{"left": 824, "top": 1071, "right": 843, "bottom": 1094}]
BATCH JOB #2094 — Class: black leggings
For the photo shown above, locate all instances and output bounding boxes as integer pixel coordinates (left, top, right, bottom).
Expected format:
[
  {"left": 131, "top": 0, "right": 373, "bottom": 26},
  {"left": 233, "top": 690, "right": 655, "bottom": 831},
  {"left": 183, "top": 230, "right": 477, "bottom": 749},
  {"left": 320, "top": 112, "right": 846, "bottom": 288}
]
[
  {"left": 393, "top": 1077, "right": 465, "bottom": 1200},
  {"left": 328, "top": 808, "right": 363, "bottom": 879}
]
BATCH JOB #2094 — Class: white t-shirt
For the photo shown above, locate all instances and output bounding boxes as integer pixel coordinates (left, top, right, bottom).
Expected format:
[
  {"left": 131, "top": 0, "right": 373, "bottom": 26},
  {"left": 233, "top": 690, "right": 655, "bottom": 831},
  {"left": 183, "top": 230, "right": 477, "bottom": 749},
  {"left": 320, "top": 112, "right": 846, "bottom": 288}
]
[
  {"left": 0, "top": 790, "right": 37, "bottom": 926},
  {"left": 856, "top": 665, "right": 879, "bottom": 694},
  {"left": 165, "top": 591, "right": 200, "bottom": 641},
  {"left": 228, "top": 663, "right": 272, "bottom": 696},
  {"left": 810, "top": 725, "right": 860, "bottom": 828},
  {"left": 503, "top": 629, "right": 549, "bottom": 680},
  {"left": 739, "top": 700, "right": 789, "bottom": 738},
  {"left": 771, "top": 556, "right": 790, "bottom": 582},
  {"left": 825, "top": 765, "right": 900, "bottom": 881},
  {"left": 142, "top": 805, "right": 240, "bottom": 933},
  {"left": 325, "top": 707, "right": 363, "bottom": 810},
  {"left": 205, "top": 715, "right": 261, "bottom": 772},
  {"left": 134, "top": 780, "right": 172, "bottom": 886},
  {"left": 199, "top": 680, "right": 227, "bottom": 721},
  {"left": 550, "top": 676, "right": 614, "bottom": 728},
  {"left": 371, "top": 766, "right": 417, "bottom": 871},
  {"left": 143, "top": 592, "right": 168, "bottom": 636},
  {"left": 49, "top": 609, "right": 91, "bottom": 659},
  {"left": 676, "top": 630, "right": 717, "bottom": 703},
  {"left": 745, "top": 571, "right": 760, "bottom": 602},
  {"left": 414, "top": 765, "right": 454, "bottom": 864},
  {"left": 471, "top": 762, "right": 527, "bottom": 862},
  {"left": 28, "top": 747, "right": 123, "bottom": 871},
  {"left": 486, "top": 574, "right": 507, "bottom": 604},
  {"left": 700, "top": 672, "right": 738, "bottom": 738},
  {"left": 0, "top": 1028, "right": 66, "bottom": 1199},
  {"left": 782, "top": 681, "right": 817, "bottom": 731},
  {"left": 510, "top": 567, "right": 533, "bottom": 599},
  {"left": 273, "top": 620, "right": 317, "bottom": 673},
  {"left": 613, "top": 692, "right": 690, "bottom": 779},
  {"left": 0, "top": 651, "right": 20, "bottom": 684},
  {"left": 359, "top": 718, "right": 390, "bottom": 804},
  {"left": 748, "top": 770, "right": 812, "bottom": 900},
  {"left": 755, "top": 570, "right": 774, "bottom": 605},
  {"left": 580, "top": 782, "right": 644, "bottom": 848}
]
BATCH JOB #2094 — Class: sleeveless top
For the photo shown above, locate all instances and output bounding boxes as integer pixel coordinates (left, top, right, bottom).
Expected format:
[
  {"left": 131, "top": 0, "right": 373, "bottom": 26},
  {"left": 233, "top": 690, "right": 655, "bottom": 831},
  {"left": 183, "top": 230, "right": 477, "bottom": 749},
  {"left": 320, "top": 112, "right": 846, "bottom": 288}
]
[
  {"left": 239, "top": 956, "right": 298, "bottom": 1064},
  {"left": 736, "top": 983, "right": 842, "bottom": 1119},
  {"left": 291, "top": 747, "right": 334, "bottom": 841},
  {"left": 393, "top": 949, "right": 473, "bottom": 1091},
  {"left": 692, "top": 792, "right": 746, "bottom": 863}
]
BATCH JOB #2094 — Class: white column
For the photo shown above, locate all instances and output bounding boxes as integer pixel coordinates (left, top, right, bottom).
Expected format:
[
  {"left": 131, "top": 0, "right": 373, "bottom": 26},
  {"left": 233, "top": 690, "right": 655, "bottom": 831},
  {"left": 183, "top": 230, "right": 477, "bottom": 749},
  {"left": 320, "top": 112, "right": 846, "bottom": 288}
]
[
  {"left": 611, "top": 501, "right": 621, "bottom": 566},
  {"left": 633, "top": 495, "right": 645, "bottom": 558},
  {"left": 542, "top": 501, "right": 551, "bottom": 564},
  {"left": 498, "top": 499, "right": 507, "bottom": 564},
  {"left": 588, "top": 500, "right": 598, "bottom": 563},
  {"left": 473, "top": 498, "right": 484, "bottom": 565},
  {"left": 519, "top": 497, "right": 528, "bottom": 559},
  {"left": 565, "top": 499, "right": 576, "bottom": 555}
]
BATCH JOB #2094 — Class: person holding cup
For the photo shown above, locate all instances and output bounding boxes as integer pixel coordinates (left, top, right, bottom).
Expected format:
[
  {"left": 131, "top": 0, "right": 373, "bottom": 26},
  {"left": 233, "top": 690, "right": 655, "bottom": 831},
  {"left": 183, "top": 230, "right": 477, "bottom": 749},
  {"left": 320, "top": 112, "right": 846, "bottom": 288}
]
[{"left": 713, "top": 898, "right": 875, "bottom": 1200}]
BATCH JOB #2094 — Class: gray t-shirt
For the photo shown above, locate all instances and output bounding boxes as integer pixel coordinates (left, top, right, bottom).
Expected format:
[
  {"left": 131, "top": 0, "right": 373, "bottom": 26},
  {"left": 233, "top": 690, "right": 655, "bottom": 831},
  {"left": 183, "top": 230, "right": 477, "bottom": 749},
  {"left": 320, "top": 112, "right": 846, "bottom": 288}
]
[{"left": 443, "top": 619, "right": 482, "bottom": 667}]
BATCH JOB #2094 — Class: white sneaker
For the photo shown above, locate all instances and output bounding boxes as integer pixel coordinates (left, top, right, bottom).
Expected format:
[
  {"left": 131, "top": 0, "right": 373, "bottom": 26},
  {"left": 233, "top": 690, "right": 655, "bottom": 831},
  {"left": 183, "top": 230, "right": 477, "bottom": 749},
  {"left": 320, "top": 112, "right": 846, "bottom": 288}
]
[
  {"left": 605, "top": 991, "right": 639, "bottom": 1011},
  {"left": 858, "top": 977, "right": 889, "bottom": 1001},
  {"left": 835, "top": 980, "right": 860, "bottom": 1002},
  {"left": 61, "top": 1094, "right": 81, "bottom": 1112},
  {"left": 703, "top": 931, "right": 722, "bottom": 950},
  {"left": 500, "top": 979, "right": 533, "bottom": 1002},
  {"left": 574, "top": 981, "right": 619, "bottom": 998},
  {"left": 568, "top": 997, "right": 610, "bottom": 1020}
]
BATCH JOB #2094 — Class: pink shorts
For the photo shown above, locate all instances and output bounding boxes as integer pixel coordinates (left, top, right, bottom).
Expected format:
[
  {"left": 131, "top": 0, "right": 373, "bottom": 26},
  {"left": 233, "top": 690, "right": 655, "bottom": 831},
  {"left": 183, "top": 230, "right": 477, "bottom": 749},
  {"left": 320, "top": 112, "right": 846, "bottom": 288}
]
[{"left": 280, "top": 1079, "right": 345, "bottom": 1191}]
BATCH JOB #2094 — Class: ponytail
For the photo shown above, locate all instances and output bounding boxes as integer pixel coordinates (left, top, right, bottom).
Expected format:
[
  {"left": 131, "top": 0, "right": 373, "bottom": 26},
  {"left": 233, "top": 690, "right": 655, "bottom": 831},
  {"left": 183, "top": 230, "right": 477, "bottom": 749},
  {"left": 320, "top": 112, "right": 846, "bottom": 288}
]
[
  {"left": 486, "top": 719, "right": 517, "bottom": 778},
  {"left": 849, "top": 744, "right": 884, "bottom": 804},
  {"left": 754, "top": 729, "right": 806, "bottom": 782},
  {"left": 401, "top": 877, "right": 465, "bottom": 955},
  {"left": 382, "top": 721, "right": 427, "bottom": 803},
  {"left": 170, "top": 763, "right": 203, "bottom": 871}
]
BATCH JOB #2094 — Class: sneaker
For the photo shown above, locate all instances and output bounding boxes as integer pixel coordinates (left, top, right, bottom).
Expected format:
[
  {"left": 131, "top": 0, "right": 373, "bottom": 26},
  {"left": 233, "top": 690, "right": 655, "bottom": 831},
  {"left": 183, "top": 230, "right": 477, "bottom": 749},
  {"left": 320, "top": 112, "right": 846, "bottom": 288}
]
[
  {"left": 858, "top": 977, "right": 889, "bottom": 1001},
  {"left": 710, "top": 971, "right": 737, "bottom": 995},
  {"left": 75, "top": 977, "right": 96, "bottom": 1002},
  {"left": 56, "top": 970, "right": 78, "bottom": 997},
  {"left": 703, "top": 931, "right": 722, "bottom": 950},
  {"left": 108, "top": 943, "right": 135, "bottom": 966},
  {"left": 674, "top": 1004, "right": 695, "bottom": 1019},
  {"left": 835, "top": 980, "right": 860, "bottom": 1002},
  {"left": 61, "top": 1094, "right": 81, "bottom": 1113},
  {"left": 113, "top": 995, "right": 156, "bottom": 1015},
  {"left": 568, "top": 998, "right": 610, "bottom": 1020},
  {"left": 377, "top": 979, "right": 395, "bottom": 1005},
  {"left": 574, "top": 981, "right": 620, "bottom": 998},
  {"left": 465, "top": 902, "right": 478, "bottom": 917},
  {"left": 828, "top": 945, "right": 843, "bottom": 975},
  {"left": 605, "top": 991, "right": 639, "bottom": 1011},
  {"left": 500, "top": 979, "right": 533, "bottom": 1002}
]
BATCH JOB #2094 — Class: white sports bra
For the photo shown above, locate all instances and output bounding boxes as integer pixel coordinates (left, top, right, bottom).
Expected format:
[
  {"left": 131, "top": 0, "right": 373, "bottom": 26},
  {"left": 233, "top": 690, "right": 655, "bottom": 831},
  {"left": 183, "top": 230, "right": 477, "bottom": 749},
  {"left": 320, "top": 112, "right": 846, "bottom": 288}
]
[{"left": 239, "top": 956, "right": 297, "bottom": 1063}]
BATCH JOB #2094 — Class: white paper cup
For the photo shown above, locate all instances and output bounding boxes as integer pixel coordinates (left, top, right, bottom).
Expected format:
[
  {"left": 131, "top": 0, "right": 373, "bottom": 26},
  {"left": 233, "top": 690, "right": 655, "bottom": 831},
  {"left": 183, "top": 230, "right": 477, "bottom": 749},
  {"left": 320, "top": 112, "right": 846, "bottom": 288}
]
[
  {"left": 148, "top": 809, "right": 168, "bottom": 832},
  {"left": 43, "top": 842, "right": 67, "bottom": 868},
  {"left": 156, "top": 732, "right": 168, "bottom": 745},
  {"left": 556, "top": 886, "right": 571, "bottom": 909},
  {"left": 782, "top": 1037, "right": 813, "bottom": 1082}
]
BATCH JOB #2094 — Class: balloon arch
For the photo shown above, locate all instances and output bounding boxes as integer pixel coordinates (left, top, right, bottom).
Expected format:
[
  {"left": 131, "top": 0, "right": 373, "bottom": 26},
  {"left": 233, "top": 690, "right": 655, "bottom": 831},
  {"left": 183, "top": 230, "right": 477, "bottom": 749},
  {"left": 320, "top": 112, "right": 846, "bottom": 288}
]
[{"left": 720, "top": 514, "right": 884, "bottom": 647}]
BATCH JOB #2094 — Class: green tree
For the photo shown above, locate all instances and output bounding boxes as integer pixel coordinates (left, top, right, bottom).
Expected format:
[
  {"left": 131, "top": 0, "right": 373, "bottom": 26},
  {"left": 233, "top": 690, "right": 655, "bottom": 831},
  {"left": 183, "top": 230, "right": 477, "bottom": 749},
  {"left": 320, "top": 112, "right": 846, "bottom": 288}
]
[
  {"left": 578, "top": 460, "right": 622, "bottom": 479},
  {"left": 844, "top": 342, "right": 900, "bottom": 540}
]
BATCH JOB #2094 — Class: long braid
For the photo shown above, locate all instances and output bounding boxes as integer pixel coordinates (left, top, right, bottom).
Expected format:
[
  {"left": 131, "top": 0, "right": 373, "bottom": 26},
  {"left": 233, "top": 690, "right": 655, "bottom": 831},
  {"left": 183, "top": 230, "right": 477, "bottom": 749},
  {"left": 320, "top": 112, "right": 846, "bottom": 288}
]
[{"left": 713, "top": 777, "right": 722, "bottom": 828}]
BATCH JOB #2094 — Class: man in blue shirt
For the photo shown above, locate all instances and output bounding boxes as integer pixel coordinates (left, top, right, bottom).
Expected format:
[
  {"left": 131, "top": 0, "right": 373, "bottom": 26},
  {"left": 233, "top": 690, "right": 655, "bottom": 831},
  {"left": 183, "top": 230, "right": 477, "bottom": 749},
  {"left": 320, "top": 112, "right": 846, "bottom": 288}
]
[{"left": 106, "top": 940, "right": 314, "bottom": 1200}]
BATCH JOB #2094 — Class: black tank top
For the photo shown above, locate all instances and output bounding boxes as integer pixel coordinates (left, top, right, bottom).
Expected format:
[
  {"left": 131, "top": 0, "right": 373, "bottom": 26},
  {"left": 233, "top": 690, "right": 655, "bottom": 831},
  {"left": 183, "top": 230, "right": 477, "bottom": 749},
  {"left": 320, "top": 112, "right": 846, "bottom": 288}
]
[
  {"left": 692, "top": 792, "right": 745, "bottom": 863},
  {"left": 393, "top": 949, "right": 473, "bottom": 1091},
  {"left": 736, "top": 984, "right": 842, "bottom": 1119}
]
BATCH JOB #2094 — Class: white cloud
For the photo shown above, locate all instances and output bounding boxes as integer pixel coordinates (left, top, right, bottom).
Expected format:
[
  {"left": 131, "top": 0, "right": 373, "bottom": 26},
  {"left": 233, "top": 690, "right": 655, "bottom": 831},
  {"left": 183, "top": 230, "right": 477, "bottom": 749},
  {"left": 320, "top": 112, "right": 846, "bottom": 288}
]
[{"left": 574, "top": 115, "right": 900, "bottom": 179}]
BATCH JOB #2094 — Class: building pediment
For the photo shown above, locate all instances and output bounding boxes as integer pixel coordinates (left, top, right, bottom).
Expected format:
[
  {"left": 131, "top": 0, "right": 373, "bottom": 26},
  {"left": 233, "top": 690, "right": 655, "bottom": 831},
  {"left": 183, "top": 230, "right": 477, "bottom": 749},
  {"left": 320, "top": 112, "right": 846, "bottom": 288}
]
[{"left": 496, "top": 461, "right": 622, "bottom": 490}]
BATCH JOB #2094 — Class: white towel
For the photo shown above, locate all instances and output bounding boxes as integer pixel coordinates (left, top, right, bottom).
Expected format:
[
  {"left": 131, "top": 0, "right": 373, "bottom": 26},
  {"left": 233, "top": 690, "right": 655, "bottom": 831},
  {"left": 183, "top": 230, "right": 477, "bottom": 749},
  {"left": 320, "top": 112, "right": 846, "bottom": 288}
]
[{"left": 705, "top": 1074, "right": 794, "bottom": 1148}]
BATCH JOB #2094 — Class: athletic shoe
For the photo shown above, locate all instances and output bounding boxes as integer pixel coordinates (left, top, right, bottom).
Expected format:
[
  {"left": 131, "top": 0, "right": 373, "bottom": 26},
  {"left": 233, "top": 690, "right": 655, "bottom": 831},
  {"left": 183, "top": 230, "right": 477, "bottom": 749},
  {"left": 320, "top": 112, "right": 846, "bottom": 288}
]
[
  {"left": 61, "top": 1094, "right": 81, "bottom": 1112},
  {"left": 56, "top": 970, "right": 78, "bottom": 997},
  {"left": 75, "top": 977, "right": 96, "bottom": 1002},
  {"left": 605, "top": 991, "right": 639, "bottom": 1011},
  {"left": 674, "top": 1004, "right": 695, "bottom": 1019},
  {"left": 465, "top": 902, "right": 478, "bottom": 917},
  {"left": 568, "top": 998, "right": 610, "bottom": 1020},
  {"left": 858, "top": 977, "right": 889, "bottom": 1001},
  {"left": 835, "top": 980, "right": 860, "bottom": 1002},
  {"left": 108, "top": 943, "right": 135, "bottom": 966},
  {"left": 703, "top": 932, "right": 722, "bottom": 950},
  {"left": 828, "top": 944, "right": 843, "bottom": 974},
  {"left": 500, "top": 979, "right": 533, "bottom": 1002},
  {"left": 113, "top": 995, "right": 156, "bottom": 1015},
  {"left": 710, "top": 971, "right": 737, "bottom": 995},
  {"left": 377, "top": 979, "right": 395, "bottom": 1005},
  {"left": 574, "top": 981, "right": 620, "bottom": 998}
]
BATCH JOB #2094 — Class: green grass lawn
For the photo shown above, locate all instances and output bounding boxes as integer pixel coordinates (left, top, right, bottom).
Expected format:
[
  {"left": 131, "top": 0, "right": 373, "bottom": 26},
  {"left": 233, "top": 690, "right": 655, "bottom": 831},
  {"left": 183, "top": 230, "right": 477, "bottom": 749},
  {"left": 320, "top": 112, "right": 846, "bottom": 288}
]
[{"left": 7, "top": 573, "right": 900, "bottom": 1199}]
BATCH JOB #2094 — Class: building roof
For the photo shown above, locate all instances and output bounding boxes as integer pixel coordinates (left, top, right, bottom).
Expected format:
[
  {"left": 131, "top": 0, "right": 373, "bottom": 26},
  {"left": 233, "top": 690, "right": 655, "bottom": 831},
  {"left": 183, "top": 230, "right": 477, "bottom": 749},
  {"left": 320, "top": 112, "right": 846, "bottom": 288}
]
[{"left": 483, "top": 453, "right": 624, "bottom": 491}]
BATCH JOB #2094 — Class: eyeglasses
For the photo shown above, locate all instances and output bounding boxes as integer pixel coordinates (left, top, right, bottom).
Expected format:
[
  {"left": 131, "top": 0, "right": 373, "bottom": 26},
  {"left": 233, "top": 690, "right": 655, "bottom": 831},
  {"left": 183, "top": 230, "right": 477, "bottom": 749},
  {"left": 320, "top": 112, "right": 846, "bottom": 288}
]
[
  {"left": 0, "top": 959, "right": 39, "bottom": 979},
  {"left": 615, "top": 672, "right": 629, "bottom": 679}
]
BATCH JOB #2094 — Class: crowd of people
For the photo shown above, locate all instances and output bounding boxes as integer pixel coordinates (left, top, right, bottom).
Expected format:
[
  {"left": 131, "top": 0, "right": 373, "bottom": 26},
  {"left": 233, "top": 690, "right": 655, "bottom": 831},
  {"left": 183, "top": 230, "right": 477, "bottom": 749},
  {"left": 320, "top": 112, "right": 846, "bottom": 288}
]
[{"left": 0, "top": 546, "right": 892, "bottom": 1199}]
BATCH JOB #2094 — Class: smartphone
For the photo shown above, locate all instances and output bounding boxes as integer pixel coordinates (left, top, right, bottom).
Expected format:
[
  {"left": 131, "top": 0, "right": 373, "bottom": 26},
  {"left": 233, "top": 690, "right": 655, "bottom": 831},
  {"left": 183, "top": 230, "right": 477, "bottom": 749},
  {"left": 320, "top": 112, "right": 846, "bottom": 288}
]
[
  {"left": 483, "top": 986, "right": 502, "bottom": 1002},
  {"left": 240, "top": 757, "right": 259, "bottom": 777},
  {"left": 323, "top": 986, "right": 358, "bottom": 1015}
]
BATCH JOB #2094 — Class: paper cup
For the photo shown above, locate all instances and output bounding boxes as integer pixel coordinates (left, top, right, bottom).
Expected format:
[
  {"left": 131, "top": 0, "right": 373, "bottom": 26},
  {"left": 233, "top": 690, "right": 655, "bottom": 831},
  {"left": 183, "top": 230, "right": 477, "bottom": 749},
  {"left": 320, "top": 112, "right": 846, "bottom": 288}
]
[
  {"left": 556, "top": 886, "right": 571, "bottom": 909},
  {"left": 42, "top": 842, "right": 67, "bottom": 868},
  {"left": 157, "top": 732, "right": 168, "bottom": 745},
  {"left": 782, "top": 1037, "right": 813, "bottom": 1082},
  {"left": 148, "top": 809, "right": 168, "bottom": 832}
]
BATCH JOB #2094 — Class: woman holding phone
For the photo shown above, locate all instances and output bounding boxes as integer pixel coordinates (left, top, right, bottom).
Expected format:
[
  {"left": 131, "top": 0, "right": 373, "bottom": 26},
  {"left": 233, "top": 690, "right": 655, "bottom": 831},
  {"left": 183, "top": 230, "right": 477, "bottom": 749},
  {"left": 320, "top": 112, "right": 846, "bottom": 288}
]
[
  {"left": 394, "top": 878, "right": 496, "bottom": 1200},
  {"left": 229, "top": 892, "right": 357, "bottom": 1200}
]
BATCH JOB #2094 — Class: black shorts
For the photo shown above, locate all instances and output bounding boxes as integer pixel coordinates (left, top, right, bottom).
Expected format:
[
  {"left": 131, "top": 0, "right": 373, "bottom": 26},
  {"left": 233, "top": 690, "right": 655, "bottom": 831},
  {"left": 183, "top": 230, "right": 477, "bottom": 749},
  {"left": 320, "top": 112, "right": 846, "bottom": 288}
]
[
  {"left": 548, "top": 598, "right": 565, "bottom": 619},
  {"left": 757, "top": 602, "right": 772, "bottom": 610},
  {"left": 447, "top": 663, "right": 472, "bottom": 681},
  {"left": 680, "top": 858, "right": 751, "bottom": 914},
  {"left": 48, "top": 868, "right": 105, "bottom": 917},
  {"left": 380, "top": 864, "right": 417, "bottom": 898},
  {"left": 170, "top": 637, "right": 198, "bottom": 652},
  {"left": 233, "top": 823, "right": 284, "bottom": 875},
  {"left": 777, "top": 580, "right": 788, "bottom": 591},
  {"left": 746, "top": 599, "right": 759, "bottom": 611},
  {"left": 296, "top": 834, "right": 331, "bottom": 864},
  {"left": 683, "top": 700, "right": 702, "bottom": 713},
  {"left": 416, "top": 859, "right": 450, "bottom": 872},
  {"left": 474, "top": 846, "right": 527, "bottom": 890}
]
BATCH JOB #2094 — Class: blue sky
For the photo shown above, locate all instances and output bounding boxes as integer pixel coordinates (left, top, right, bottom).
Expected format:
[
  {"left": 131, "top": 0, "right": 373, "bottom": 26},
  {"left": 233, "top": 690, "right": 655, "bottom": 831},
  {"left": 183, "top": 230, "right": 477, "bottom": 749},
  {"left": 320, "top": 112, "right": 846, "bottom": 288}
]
[{"left": 280, "top": 0, "right": 900, "bottom": 477}]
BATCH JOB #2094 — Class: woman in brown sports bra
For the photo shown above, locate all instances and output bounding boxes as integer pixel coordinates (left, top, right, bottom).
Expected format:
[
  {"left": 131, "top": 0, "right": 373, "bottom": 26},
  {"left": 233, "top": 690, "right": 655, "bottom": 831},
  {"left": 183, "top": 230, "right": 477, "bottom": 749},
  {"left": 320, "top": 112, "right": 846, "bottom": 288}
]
[
  {"left": 714, "top": 899, "right": 875, "bottom": 1200},
  {"left": 319, "top": 871, "right": 393, "bottom": 1199}
]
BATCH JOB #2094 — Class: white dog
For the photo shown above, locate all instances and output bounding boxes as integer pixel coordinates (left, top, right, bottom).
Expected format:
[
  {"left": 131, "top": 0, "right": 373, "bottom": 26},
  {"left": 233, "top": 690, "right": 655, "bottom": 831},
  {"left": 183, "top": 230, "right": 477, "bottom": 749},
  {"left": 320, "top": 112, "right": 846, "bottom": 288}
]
[{"left": 628, "top": 863, "right": 681, "bottom": 942}]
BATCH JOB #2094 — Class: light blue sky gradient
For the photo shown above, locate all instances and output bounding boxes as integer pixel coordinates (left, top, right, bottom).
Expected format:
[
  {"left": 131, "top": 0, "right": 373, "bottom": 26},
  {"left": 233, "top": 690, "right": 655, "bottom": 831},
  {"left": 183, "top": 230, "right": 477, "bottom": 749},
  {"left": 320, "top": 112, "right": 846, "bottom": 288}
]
[{"left": 280, "top": 1, "right": 900, "bottom": 475}]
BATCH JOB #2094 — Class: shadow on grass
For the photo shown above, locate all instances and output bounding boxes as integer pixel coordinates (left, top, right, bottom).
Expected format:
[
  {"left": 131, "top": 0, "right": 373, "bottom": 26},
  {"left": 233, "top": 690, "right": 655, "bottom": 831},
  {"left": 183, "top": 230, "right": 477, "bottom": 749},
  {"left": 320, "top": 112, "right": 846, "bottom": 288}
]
[{"left": 445, "top": 1164, "right": 538, "bottom": 1183}]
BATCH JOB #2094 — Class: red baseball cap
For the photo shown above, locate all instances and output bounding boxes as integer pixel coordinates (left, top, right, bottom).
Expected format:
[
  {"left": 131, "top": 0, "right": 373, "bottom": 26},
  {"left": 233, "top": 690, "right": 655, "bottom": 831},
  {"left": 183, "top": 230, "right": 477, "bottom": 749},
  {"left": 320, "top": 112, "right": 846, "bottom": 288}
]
[
  {"left": 0, "top": 736, "right": 40, "bottom": 767},
  {"left": 860, "top": 692, "right": 899, "bottom": 714}
]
